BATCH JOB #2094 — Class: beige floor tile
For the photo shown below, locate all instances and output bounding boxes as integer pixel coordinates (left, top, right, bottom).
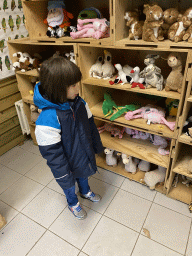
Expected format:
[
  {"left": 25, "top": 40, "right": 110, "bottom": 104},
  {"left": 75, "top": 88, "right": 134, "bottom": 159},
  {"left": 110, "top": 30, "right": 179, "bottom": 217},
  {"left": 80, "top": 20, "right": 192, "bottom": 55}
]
[
  {"left": 0, "top": 176, "right": 44, "bottom": 211},
  {"left": 92, "top": 167, "right": 125, "bottom": 187},
  {"left": 83, "top": 216, "right": 138, "bottom": 256},
  {"left": 25, "top": 159, "right": 54, "bottom": 186},
  {"left": 132, "top": 235, "right": 183, "bottom": 256},
  {"left": 19, "top": 139, "right": 41, "bottom": 156},
  {"left": 49, "top": 206, "right": 102, "bottom": 249},
  {"left": 105, "top": 189, "right": 152, "bottom": 232},
  {"left": 47, "top": 178, "right": 65, "bottom": 195},
  {"left": 143, "top": 203, "right": 191, "bottom": 254},
  {"left": 0, "top": 164, "right": 22, "bottom": 194},
  {"left": 154, "top": 192, "right": 192, "bottom": 218},
  {"left": 0, "top": 146, "right": 42, "bottom": 175},
  {"left": 27, "top": 231, "right": 79, "bottom": 256},
  {"left": 0, "top": 213, "right": 45, "bottom": 256},
  {"left": 0, "top": 200, "right": 19, "bottom": 229},
  {"left": 186, "top": 225, "right": 192, "bottom": 256},
  {"left": 22, "top": 187, "right": 67, "bottom": 228},
  {"left": 121, "top": 178, "right": 156, "bottom": 201},
  {"left": 78, "top": 177, "right": 118, "bottom": 214}
]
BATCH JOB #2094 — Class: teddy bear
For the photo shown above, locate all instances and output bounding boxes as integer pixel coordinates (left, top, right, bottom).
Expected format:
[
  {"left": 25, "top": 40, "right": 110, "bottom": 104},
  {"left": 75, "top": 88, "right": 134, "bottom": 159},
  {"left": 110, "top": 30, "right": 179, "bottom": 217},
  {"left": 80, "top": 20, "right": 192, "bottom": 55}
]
[
  {"left": 142, "top": 4, "right": 164, "bottom": 42},
  {"left": 124, "top": 11, "right": 144, "bottom": 40},
  {"left": 164, "top": 52, "right": 183, "bottom": 93},
  {"left": 30, "top": 104, "right": 42, "bottom": 123},
  {"left": 44, "top": 0, "right": 73, "bottom": 38},
  {"left": 168, "top": 7, "right": 192, "bottom": 42},
  {"left": 162, "top": 8, "right": 180, "bottom": 39}
]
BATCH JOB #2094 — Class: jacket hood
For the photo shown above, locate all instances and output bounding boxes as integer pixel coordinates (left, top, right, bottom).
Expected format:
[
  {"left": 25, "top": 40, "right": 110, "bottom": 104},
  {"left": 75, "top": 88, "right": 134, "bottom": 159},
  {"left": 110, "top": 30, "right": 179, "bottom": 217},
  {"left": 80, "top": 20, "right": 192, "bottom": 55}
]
[{"left": 33, "top": 82, "right": 71, "bottom": 110}]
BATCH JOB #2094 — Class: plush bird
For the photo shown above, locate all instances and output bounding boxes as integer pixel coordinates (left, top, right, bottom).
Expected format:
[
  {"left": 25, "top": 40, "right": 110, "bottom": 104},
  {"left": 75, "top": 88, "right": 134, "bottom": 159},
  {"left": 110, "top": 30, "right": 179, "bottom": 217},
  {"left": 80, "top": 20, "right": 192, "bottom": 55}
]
[
  {"left": 102, "top": 50, "right": 115, "bottom": 80},
  {"left": 114, "top": 64, "right": 132, "bottom": 84},
  {"left": 130, "top": 66, "right": 145, "bottom": 89},
  {"left": 89, "top": 56, "right": 103, "bottom": 79}
]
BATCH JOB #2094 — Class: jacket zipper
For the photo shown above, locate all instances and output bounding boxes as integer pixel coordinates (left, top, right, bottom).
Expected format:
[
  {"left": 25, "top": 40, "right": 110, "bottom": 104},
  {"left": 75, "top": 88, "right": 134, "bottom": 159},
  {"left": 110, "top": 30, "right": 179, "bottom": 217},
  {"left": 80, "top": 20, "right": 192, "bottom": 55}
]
[{"left": 70, "top": 107, "right": 75, "bottom": 120}]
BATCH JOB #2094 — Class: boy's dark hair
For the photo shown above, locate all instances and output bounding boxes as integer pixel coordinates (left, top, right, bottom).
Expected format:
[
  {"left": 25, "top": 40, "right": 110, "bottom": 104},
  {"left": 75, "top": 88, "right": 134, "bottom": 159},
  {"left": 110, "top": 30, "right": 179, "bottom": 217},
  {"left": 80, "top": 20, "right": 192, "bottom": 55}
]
[{"left": 39, "top": 56, "right": 82, "bottom": 104}]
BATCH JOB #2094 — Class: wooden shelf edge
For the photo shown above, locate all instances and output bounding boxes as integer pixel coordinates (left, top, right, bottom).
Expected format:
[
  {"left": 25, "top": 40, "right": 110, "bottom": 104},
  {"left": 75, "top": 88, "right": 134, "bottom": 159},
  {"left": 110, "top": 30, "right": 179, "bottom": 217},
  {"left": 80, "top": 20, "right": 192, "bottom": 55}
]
[
  {"left": 16, "top": 69, "right": 39, "bottom": 77},
  {"left": 179, "top": 134, "right": 192, "bottom": 145},
  {"left": 83, "top": 78, "right": 181, "bottom": 100},
  {"left": 167, "top": 182, "right": 192, "bottom": 205},
  {"left": 23, "top": 95, "right": 33, "bottom": 104}
]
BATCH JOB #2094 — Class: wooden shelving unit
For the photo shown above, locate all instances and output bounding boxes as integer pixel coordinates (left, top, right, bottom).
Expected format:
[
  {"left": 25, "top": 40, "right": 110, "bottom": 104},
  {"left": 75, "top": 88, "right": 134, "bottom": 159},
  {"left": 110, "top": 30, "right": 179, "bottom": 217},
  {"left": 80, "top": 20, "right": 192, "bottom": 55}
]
[{"left": 7, "top": 0, "right": 192, "bottom": 206}]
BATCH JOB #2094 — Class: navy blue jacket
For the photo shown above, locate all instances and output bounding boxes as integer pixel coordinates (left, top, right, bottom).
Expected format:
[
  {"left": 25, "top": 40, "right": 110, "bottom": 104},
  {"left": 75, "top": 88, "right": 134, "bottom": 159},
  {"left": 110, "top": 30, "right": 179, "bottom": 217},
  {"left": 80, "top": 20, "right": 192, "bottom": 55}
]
[{"left": 34, "top": 82, "right": 103, "bottom": 190}]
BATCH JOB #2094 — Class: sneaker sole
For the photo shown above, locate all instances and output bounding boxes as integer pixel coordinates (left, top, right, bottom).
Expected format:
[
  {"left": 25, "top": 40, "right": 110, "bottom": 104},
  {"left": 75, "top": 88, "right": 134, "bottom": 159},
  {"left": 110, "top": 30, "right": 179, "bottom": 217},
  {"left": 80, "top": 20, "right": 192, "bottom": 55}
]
[{"left": 68, "top": 206, "right": 87, "bottom": 220}]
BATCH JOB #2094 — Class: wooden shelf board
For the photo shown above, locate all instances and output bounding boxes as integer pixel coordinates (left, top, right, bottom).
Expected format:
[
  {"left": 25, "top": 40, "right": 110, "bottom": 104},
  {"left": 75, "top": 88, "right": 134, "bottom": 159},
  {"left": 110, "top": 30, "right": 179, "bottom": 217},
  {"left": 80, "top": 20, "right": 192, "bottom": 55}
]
[
  {"left": 115, "top": 38, "right": 192, "bottom": 52},
  {"left": 23, "top": 95, "right": 33, "bottom": 104},
  {"left": 173, "top": 149, "right": 192, "bottom": 179},
  {"left": 168, "top": 182, "right": 192, "bottom": 205},
  {"left": 179, "top": 134, "right": 192, "bottom": 145},
  {"left": 30, "top": 36, "right": 111, "bottom": 45},
  {"left": 16, "top": 69, "right": 39, "bottom": 77},
  {"left": 91, "top": 102, "right": 176, "bottom": 139},
  {"left": 99, "top": 131, "right": 169, "bottom": 168},
  {"left": 83, "top": 78, "right": 180, "bottom": 100},
  {"left": 188, "top": 96, "right": 192, "bottom": 102},
  {"left": 96, "top": 154, "right": 165, "bottom": 193}
]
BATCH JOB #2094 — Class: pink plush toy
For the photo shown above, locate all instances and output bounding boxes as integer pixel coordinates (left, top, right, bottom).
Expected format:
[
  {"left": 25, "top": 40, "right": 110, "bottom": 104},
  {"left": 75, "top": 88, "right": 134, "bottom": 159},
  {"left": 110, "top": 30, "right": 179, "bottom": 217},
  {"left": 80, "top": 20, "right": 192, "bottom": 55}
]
[
  {"left": 70, "top": 18, "right": 110, "bottom": 39},
  {"left": 124, "top": 105, "right": 175, "bottom": 131},
  {"left": 98, "top": 123, "right": 125, "bottom": 139}
]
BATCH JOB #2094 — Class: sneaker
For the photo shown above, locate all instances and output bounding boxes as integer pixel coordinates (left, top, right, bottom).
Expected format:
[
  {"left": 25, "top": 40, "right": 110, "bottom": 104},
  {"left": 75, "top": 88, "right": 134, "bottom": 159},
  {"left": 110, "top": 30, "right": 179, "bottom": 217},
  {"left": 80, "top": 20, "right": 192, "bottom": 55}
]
[
  {"left": 80, "top": 190, "right": 101, "bottom": 202},
  {"left": 68, "top": 202, "right": 87, "bottom": 220}
]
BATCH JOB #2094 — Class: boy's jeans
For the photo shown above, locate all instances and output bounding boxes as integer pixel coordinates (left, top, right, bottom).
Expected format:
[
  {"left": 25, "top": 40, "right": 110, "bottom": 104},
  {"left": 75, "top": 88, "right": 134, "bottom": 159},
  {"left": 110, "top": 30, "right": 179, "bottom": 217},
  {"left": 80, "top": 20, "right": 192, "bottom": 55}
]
[{"left": 64, "top": 177, "right": 90, "bottom": 207}]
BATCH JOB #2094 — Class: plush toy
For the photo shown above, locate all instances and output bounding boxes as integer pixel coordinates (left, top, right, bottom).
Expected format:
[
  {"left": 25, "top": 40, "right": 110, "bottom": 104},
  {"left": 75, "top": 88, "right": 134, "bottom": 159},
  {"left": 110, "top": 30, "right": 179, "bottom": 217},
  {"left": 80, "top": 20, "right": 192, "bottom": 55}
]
[
  {"left": 124, "top": 11, "right": 144, "bottom": 40},
  {"left": 165, "top": 52, "right": 183, "bottom": 93},
  {"left": 65, "top": 50, "right": 76, "bottom": 64},
  {"left": 168, "top": 7, "right": 192, "bottom": 42},
  {"left": 70, "top": 18, "right": 110, "bottom": 40},
  {"left": 138, "top": 160, "right": 151, "bottom": 172},
  {"left": 165, "top": 99, "right": 179, "bottom": 117},
  {"left": 98, "top": 123, "right": 125, "bottom": 139},
  {"left": 102, "top": 93, "right": 119, "bottom": 117},
  {"left": 109, "top": 104, "right": 139, "bottom": 121},
  {"left": 30, "top": 104, "right": 42, "bottom": 123},
  {"left": 104, "top": 148, "right": 118, "bottom": 166},
  {"left": 0, "top": 214, "right": 6, "bottom": 230},
  {"left": 102, "top": 50, "right": 115, "bottom": 79},
  {"left": 122, "top": 154, "right": 137, "bottom": 174},
  {"left": 183, "top": 24, "right": 192, "bottom": 42},
  {"left": 44, "top": 1, "right": 73, "bottom": 38},
  {"left": 89, "top": 56, "right": 103, "bottom": 78},
  {"left": 78, "top": 7, "right": 101, "bottom": 21},
  {"left": 143, "top": 166, "right": 166, "bottom": 189},
  {"left": 142, "top": 4, "right": 164, "bottom": 42},
  {"left": 125, "top": 105, "right": 175, "bottom": 131},
  {"left": 140, "top": 54, "right": 161, "bottom": 76},
  {"left": 113, "top": 64, "right": 132, "bottom": 84},
  {"left": 183, "top": 116, "right": 192, "bottom": 137},
  {"left": 162, "top": 8, "right": 180, "bottom": 39},
  {"left": 129, "top": 67, "right": 145, "bottom": 89},
  {"left": 142, "top": 64, "right": 163, "bottom": 91}
]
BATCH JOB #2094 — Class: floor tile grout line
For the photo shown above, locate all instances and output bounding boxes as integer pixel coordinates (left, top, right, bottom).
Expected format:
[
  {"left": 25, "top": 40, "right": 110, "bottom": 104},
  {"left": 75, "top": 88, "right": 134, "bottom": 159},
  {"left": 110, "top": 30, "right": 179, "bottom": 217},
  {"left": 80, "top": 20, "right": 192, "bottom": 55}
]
[
  {"left": 25, "top": 229, "right": 47, "bottom": 256},
  {"left": 80, "top": 187, "right": 121, "bottom": 253},
  {"left": 184, "top": 217, "right": 192, "bottom": 255},
  {"left": 91, "top": 175, "right": 125, "bottom": 188},
  {"left": 0, "top": 175, "right": 24, "bottom": 196}
]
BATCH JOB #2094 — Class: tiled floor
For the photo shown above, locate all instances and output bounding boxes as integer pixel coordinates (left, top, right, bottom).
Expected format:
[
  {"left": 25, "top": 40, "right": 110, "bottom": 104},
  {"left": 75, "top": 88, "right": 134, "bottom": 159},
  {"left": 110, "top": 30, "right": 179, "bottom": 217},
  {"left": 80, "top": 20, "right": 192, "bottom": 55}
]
[{"left": 0, "top": 139, "right": 192, "bottom": 256}]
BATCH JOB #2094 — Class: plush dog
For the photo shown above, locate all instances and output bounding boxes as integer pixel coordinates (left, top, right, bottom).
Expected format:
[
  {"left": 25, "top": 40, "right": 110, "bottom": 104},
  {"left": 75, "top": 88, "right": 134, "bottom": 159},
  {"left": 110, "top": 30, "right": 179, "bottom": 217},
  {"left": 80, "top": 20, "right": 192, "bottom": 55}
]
[{"left": 124, "top": 11, "right": 144, "bottom": 40}]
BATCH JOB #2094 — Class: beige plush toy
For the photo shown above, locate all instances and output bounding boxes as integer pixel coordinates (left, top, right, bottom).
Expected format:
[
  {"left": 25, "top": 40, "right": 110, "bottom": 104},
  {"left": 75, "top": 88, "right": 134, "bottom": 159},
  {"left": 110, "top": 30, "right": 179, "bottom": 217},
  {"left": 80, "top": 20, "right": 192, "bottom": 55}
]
[
  {"left": 30, "top": 104, "right": 42, "bottom": 123},
  {"left": 162, "top": 8, "right": 180, "bottom": 39},
  {"left": 0, "top": 214, "right": 7, "bottom": 230},
  {"left": 168, "top": 7, "right": 192, "bottom": 43},
  {"left": 165, "top": 52, "right": 183, "bottom": 93},
  {"left": 124, "top": 11, "right": 144, "bottom": 40},
  {"left": 142, "top": 4, "right": 164, "bottom": 42},
  {"left": 183, "top": 24, "right": 192, "bottom": 42},
  {"left": 102, "top": 50, "right": 115, "bottom": 80}
]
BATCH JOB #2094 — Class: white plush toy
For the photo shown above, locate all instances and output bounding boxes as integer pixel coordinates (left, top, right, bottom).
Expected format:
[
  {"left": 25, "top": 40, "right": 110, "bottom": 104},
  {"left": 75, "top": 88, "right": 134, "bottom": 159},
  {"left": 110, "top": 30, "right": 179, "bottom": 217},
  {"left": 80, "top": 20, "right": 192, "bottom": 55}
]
[
  {"left": 104, "top": 148, "right": 117, "bottom": 167},
  {"left": 130, "top": 66, "right": 145, "bottom": 84},
  {"left": 89, "top": 56, "right": 103, "bottom": 78},
  {"left": 65, "top": 50, "right": 76, "bottom": 64},
  {"left": 114, "top": 64, "right": 132, "bottom": 84},
  {"left": 102, "top": 50, "right": 115, "bottom": 79},
  {"left": 143, "top": 166, "right": 166, "bottom": 189},
  {"left": 138, "top": 160, "right": 150, "bottom": 172},
  {"left": 122, "top": 154, "right": 137, "bottom": 174}
]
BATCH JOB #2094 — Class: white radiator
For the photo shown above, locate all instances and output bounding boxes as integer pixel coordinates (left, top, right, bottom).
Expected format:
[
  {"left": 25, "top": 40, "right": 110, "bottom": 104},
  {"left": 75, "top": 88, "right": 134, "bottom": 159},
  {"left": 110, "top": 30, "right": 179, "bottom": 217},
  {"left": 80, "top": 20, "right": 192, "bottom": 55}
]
[{"left": 15, "top": 100, "right": 30, "bottom": 135}]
